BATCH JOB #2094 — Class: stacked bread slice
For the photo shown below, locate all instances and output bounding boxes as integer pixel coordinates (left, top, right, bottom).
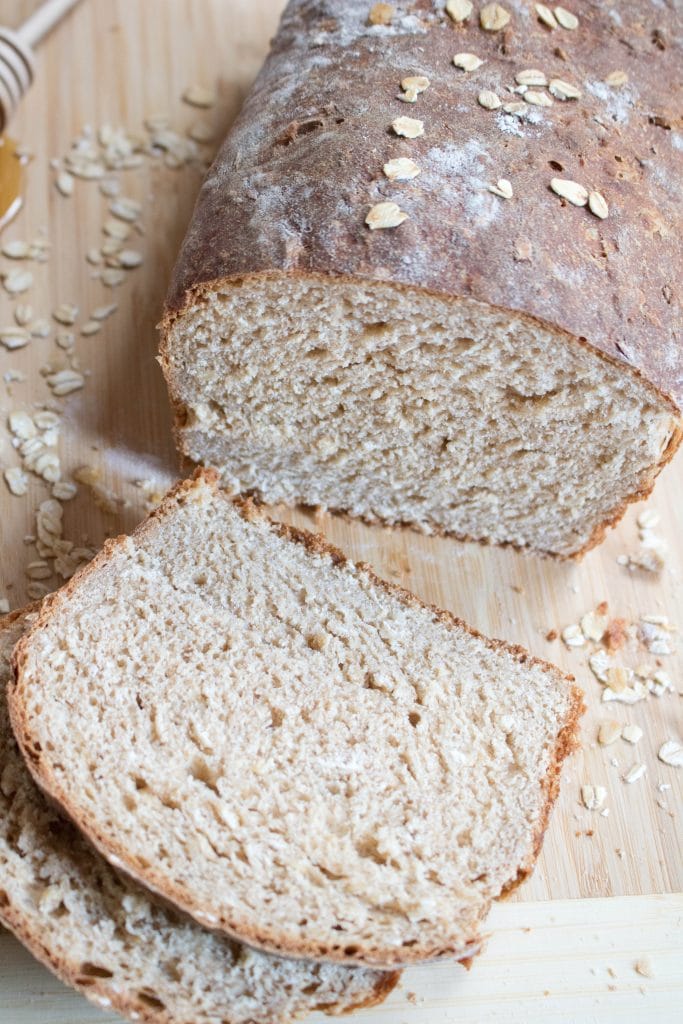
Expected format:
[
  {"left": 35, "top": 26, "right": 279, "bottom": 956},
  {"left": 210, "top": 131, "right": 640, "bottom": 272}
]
[{"left": 2, "top": 471, "right": 583, "bottom": 1022}]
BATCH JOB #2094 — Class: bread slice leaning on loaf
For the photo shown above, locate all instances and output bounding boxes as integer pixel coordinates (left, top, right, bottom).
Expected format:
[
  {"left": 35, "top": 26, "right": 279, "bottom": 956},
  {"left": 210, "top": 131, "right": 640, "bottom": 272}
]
[
  {"left": 10, "top": 471, "right": 584, "bottom": 967},
  {"left": 160, "top": 0, "right": 682, "bottom": 558},
  {"left": 0, "top": 607, "right": 398, "bottom": 1024}
]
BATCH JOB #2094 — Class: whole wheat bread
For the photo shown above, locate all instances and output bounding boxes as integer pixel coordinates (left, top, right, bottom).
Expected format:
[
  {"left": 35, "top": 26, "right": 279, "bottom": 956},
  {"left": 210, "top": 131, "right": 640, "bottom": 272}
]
[
  {"left": 0, "top": 607, "right": 398, "bottom": 1024},
  {"left": 160, "top": 0, "right": 682, "bottom": 558},
  {"left": 10, "top": 471, "right": 583, "bottom": 967}
]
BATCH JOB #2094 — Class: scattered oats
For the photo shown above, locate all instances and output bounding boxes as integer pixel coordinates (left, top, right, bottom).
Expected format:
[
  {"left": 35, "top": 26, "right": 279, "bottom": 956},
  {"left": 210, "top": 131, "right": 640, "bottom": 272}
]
[
  {"left": 2, "top": 269, "right": 34, "bottom": 295},
  {"left": 605, "top": 70, "right": 629, "bottom": 88},
  {"left": 588, "top": 191, "right": 609, "bottom": 220},
  {"left": 29, "top": 319, "right": 51, "bottom": 339},
  {"left": 0, "top": 599, "right": 8, "bottom": 614},
  {"left": 623, "top": 763, "right": 646, "bottom": 784},
  {"left": 400, "top": 75, "right": 430, "bottom": 102},
  {"left": 56, "top": 331, "right": 75, "bottom": 350},
  {"left": 561, "top": 624, "right": 585, "bottom": 648},
  {"left": 657, "top": 741, "right": 683, "bottom": 768},
  {"left": 453, "top": 52, "right": 484, "bottom": 72},
  {"left": 480, "top": 3, "right": 510, "bottom": 31},
  {"left": 99, "top": 178, "right": 120, "bottom": 199},
  {"left": 634, "top": 958, "right": 654, "bottom": 979},
  {"left": 516, "top": 70, "right": 548, "bottom": 87},
  {"left": 109, "top": 197, "right": 142, "bottom": 223},
  {"left": 590, "top": 650, "right": 612, "bottom": 684},
  {"left": 488, "top": 178, "right": 513, "bottom": 199},
  {"left": 33, "top": 411, "right": 59, "bottom": 430},
  {"left": 32, "top": 450, "right": 60, "bottom": 482},
  {"left": 525, "top": 90, "right": 554, "bottom": 107},
  {"left": 103, "top": 217, "right": 131, "bottom": 241},
  {"left": 383, "top": 157, "right": 421, "bottom": 181},
  {"left": 92, "top": 303, "right": 117, "bottom": 321},
  {"left": 502, "top": 101, "right": 528, "bottom": 117},
  {"left": 580, "top": 610, "right": 608, "bottom": 642},
  {"left": 25, "top": 560, "right": 52, "bottom": 580},
  {"left": 80, "top": 320, "right": 102, "bottom": 337},
  {"left": 365, "top": 202, "right": 409, "bottom": 230},
  {"left": 2, "top": 240, "right": 30, "bottom": 259},
  {"left": 14, "top": 304, "right": 33, "bottom": 326},
  {"left": 637, "top": 509, "right": 660, "bottom": 530},
  {"left": 182, "top": 84, "right": 216, "bottom": 108},
  {"left": 144, "top": 114, "right": 169, "bottom": 133},
  {"left": 0, "top": 327, "right": 30, "bottom": 350},
  {"left": 478, "top": 90, "right": 501, "bottom": 110},
  {"left": 581, "top": 785, "right": 607, "bottom": 811},
  {"left": 555, "top": 6, "right": 578, "bottom": 30},
  {"left": 118, "top": 249, "right": 144, "bottom": 269},
  {"left": 52, "top": 303, "right": 79, "bottom": 326},
  {"left": 55, "top": 170, "right": 74, "bottom": 197},
  {"left": 598, "top": 721, "right": 622, "bottom": 746},
  {"left": 27, "top": 582, "right": 51, "bottom": 600},
  {"left": 606, "top": 666, "right": 632, "bottom": 693},
  {"left": 392, "top": 116, "right": 424, "bottom": 139},
  {"left": 4, "top": 467, "right": 29, "bottom": 496},
  {"left": 102, "top": 268, "right": 126, "bottom": 287},
  {"left": 550, "top": 177, "right": 588, "bottom": 206},
  {"left": 535, "top": 3, "right": 558, "bottom": 29},
  {"left": 46, "top": 369, "right": 85, "bottom": 396},
  {"left": 54, "top": 544, "right": 95, "bottom": 580},
  {"left": 8, "top": 411, "right": 37, "bottom": 439},
  {"left": 401, "top": 75, "right": 430, "bottom": 94},
  {"left": 621, "top": 725, "right": 643, "bottom": 745},
  {"left": 549, "top": 78, "right": 581, "bottom": 100},
  {"left": 639, "top": 617, "right": 676, "bottom": 656},
  {"left": 602, "top": 682, "right": 648, "bottom": 705},
  {"left": 86, "top": 247, "right": 102, "bottom": 265},
  {"left": 101, "top": 238, "right": 124, "bottom": 257},
  {"left": 368, "top": 1, "right": 395, "bottom": 24},
  {"left": 66, "top": 156, "right": 105, "bottom": 180},
  {"left": 650, "top": 670, "right": 673, "bottom": 698},
  {"left": 3, "top": 370, "right": 25, "bottom": 385},
  {"left": 445, "top": 0, "right": 473, "bottom": 22},
  {"left": 188, "top": 120, "right": 216, "bottom": 143},
  {"left": 52, "top": 480, "right": 77, "bottom": 501}
]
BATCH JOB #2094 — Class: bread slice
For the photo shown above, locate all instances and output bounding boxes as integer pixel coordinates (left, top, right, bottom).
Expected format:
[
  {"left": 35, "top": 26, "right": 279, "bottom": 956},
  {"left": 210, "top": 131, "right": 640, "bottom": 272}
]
[
  {"left": 10, "top": 471, "right": 583, "bottom": 967},
  {"left": 0, "top": 608, "right": 398, "bottom": 1024}
]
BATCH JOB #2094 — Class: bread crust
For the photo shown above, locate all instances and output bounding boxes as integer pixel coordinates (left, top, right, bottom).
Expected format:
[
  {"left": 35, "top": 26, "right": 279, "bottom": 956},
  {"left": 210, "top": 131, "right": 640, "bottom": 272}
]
[
  {"left": 9, "top": 470, "right": 583, "bottom": 968},
  {"left": 0, "top": 607, "right": 400, "bottom": 1023}
]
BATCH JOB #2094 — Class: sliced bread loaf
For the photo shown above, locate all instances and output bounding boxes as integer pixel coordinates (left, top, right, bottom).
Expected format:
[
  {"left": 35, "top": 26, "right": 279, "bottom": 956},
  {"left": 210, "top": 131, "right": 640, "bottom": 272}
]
[
  {"left": 160, "top": 0, "right": 682, "bottom": 558},
  {"left": 10, "top": 471, "right": 583, "bottom": 967},
  {"left": 0, "top": 607, "right": 398, "bottom": 1024}
]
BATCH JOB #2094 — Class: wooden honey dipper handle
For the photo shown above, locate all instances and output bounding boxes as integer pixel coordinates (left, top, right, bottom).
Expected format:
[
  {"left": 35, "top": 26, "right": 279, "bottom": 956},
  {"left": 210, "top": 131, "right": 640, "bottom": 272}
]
[{"left": 0, "top": 0, "right": 82, "bottom": 132}]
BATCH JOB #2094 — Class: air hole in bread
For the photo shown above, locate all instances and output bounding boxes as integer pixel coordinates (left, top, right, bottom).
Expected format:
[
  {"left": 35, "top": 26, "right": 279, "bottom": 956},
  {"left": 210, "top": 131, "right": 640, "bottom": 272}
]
[
  {"left": 80, "top": 962, "right": 114, "bottom": 979},
  {"left": 137, "top": 990, "right": 165, "bottom": 1010},
  {"left": 189, "top": 757, "right": 221, "bottom": 795}
]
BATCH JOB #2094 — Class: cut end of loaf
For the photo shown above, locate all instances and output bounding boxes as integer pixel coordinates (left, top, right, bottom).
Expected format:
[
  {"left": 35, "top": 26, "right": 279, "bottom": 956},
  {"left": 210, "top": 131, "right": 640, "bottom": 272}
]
[
  {"left": 161, "top": 275, "right": 679, "bottom": 558},
  {"left": 11, "top": 471, "right": 582, "bottom": 967}
]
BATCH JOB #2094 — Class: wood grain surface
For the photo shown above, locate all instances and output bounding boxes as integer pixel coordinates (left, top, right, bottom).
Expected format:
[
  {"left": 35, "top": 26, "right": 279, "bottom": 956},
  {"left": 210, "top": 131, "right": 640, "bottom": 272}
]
[{"left": 0, "top": 1, "right": 681, "bottom": 1021}]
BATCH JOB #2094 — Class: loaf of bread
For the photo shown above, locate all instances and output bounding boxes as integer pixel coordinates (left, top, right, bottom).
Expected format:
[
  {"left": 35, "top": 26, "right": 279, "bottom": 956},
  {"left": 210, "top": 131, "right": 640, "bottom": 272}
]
[
  {"left": 10, "top": 471, "right": 583, "bottom": 968},
  {"left": 160, "top": 0, "right": 682, "bottom": 557},
  {"left": 0, "top": 607, "right": 398, "bottom": 1024}
]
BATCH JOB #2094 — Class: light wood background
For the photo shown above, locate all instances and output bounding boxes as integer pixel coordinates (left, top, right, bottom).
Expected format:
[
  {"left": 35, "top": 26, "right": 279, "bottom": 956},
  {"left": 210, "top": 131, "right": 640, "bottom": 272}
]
[{"left": 0, "top": 1, "right": 681, "bottom": 1021}]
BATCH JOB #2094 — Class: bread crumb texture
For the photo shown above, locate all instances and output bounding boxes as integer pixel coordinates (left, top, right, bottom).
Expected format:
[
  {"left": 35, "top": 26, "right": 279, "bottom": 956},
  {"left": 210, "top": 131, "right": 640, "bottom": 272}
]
[
  {"left": 0, "top": 609, "right": 398, "bottom": 1024},
  {"left": 11, "top": 473, "right": 582, "bottom": 967}
]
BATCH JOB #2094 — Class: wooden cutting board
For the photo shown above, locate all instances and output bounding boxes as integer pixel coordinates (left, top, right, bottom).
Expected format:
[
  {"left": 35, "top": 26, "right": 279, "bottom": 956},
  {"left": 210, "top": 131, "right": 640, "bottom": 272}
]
[{"left": 0, "top": 1, "right": 681, "bottom": 1021}]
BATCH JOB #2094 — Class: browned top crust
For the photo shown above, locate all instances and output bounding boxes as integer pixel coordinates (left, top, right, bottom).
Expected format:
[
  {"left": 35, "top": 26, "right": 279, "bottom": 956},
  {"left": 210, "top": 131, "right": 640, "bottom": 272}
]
[{"left": 164, "top": 0, "right": 682, "bottom": 410}]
